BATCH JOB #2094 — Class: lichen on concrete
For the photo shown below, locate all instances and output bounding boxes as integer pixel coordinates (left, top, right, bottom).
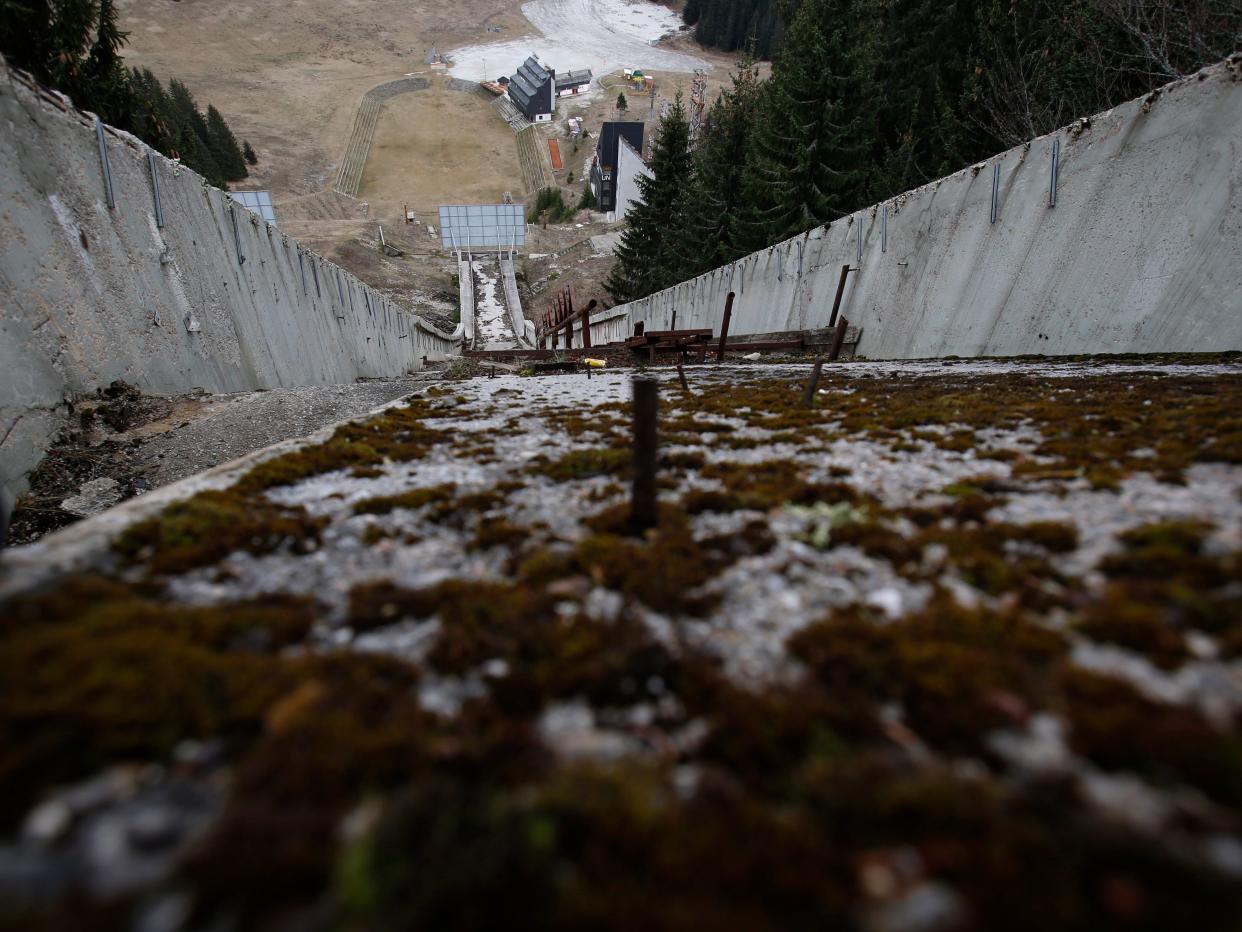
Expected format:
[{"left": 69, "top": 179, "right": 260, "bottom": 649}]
[{"left": 2, "top": 356, "right": 1242, "bottom": 929}]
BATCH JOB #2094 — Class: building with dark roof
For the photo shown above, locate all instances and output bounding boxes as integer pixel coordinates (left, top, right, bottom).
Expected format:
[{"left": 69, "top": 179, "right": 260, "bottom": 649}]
[
  {"left": 555, "top": 69, "right": 592, "bottom": 97},
  {"left": 590, "top": 122, "right": 644, "bottom": 215},
  {"left": 507, "top": 56, "right": 554, "bottom": 123}
]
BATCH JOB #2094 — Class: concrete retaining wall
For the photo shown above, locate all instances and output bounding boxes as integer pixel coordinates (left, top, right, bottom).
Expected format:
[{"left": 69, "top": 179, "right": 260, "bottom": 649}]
[
  {"left": 0, "top": 66, "right": 459, "bottom": 498},
  {"left": 591, "top": 58, "right": 1242, "bottom": 357},
  {"left": 499, "top": 255, "right": 533, "bottom": 346}
]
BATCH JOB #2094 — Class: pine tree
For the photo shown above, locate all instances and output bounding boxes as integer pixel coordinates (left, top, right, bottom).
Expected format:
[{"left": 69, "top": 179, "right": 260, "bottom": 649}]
[
  {"left": 605, "top": 94, "right": 693, "bottom": 304},
  {"left": 667, "top": 56, "right": 762, "bottom": 281},
  {"left": 736, "top": 0, "right": 879, "bottom": 252},
  {"left": 167, "top": 79, "right": 224, "bottom": 186},
  {"left": 243, "top": 140, "right": 258, "bottom": 165},
  {"left": 867, "top": 0, "right": 987, "bottom": 200},
  {"left": 616, "top": 92, "right": 628, "bottom": 112},
  {"left": 81, "top": 0, "right": 130, "bottom": 125},
  {"left": 206, "top": 104, "right": 248, "bottom": 180},
  {"left": 0, "top": 0, "right": 262, "bottom": 186}
]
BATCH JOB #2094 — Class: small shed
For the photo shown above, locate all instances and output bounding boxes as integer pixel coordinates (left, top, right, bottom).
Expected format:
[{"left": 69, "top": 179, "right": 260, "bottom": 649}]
[{"left": 555, "top": 69, "right": 592, "bottom": 97}]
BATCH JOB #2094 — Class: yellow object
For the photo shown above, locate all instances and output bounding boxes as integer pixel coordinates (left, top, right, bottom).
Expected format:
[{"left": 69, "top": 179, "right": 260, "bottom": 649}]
[{"left": 584, "top": 358, "right": 607, "bottom": 368}]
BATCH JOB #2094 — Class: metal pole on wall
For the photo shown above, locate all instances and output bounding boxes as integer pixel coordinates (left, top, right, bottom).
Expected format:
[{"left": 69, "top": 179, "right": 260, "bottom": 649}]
[
  {"left": 1049, "top": 138, "right": 1060, "bottom": 208},
  {"left": 95, "top": 119, "right": 115, "bottom": 209},
  {"left": 147, "top": 152, "right": 164, "bottom": 227},
  {"left": 991, "top": 162, "right": 1001, "bottom": 224}
]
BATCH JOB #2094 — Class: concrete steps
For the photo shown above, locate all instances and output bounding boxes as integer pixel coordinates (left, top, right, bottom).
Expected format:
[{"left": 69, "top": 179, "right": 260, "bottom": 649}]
[
  {"left": 333, "top": 78, "right": 431, "bottom": 198},
  {"left": 491, "top": 94, "right": 531, "bottom": 132},
  {"left": 334, "top": 95, "right": 381, "bottom": 197}
]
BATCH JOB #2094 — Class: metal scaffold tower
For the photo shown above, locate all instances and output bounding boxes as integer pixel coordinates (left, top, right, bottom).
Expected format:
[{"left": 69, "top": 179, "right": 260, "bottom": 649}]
[{"left": 688, "top": 69, "right": 708, "bottom": 147}]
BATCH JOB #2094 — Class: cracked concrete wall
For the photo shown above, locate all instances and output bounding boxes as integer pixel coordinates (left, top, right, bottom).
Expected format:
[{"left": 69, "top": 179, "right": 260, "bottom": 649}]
[
  {"left": 592, "top": 59, "right": 1242, "bottom": 359},
  {"left": 0, "top": 67, "right": 459, "bottom": 498}
]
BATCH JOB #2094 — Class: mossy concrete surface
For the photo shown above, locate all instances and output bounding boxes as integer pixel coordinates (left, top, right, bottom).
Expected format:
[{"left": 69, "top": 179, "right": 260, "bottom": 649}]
[{"left": 2, "top": 356, "right": 1242, "bottom": 929}]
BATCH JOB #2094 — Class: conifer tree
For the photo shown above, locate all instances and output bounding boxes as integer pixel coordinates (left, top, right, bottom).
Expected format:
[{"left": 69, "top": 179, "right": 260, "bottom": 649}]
[
  {"left": 736, "top": 0, "right": 879, "bottom": 252},
  {"left": 616, "top": 92, "right": 628, "bottom": 112},
  {"left": 1, "top": 0, "right": 258, "bottom": 188},
  {"left": 667, "top": 56, "right": 762, "bottom": 281},
  {"left": 206, "top": 104, "right": 248, "bottom": 180},
  {"left": 243, "top": 141, "right": 258, "bottom": 165},
  {"left": 81, "top": 0, "right": 130, "bottom": 124},
  {"left": 167, "top": 79, "right": 224, "bottom": 186},
  {"left": 604, "top": 94, "right": 693, "bottom": 304}
]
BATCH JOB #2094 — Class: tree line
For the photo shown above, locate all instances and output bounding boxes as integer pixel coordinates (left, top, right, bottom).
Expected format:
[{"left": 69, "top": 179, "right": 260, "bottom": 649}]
[
  {"left": 1, "top": 0, "right": 256, "bottom": 188},
  {"left": 607, "top": 0, "right": 1239, "bottom": 304}
]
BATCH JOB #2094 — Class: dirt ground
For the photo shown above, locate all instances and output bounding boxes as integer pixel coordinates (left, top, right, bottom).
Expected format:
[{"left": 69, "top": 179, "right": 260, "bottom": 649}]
[
  {"left": 5, "top": 376, "right": 442, "bottom": 545},
  {"left": 114, "top": 0, "right": 532, "bottom": 198},
  {"left": 360, "top": 82, "right": 524, "bottom": 218}
]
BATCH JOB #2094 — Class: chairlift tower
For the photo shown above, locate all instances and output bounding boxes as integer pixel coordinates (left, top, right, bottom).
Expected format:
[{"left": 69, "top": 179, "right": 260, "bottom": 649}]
[{"left": 688, "top": 69, "right": 708, "bottom": 148}]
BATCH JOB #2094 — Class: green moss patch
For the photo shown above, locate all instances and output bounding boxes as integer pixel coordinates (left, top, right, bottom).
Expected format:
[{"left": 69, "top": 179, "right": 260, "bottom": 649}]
[{"left": 115, "top": 489, "right": 325, "bottom": 574}]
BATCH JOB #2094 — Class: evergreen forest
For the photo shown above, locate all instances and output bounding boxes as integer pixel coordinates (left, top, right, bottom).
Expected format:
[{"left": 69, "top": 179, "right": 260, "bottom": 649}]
[
  {"left": 608, "top": 0, "right": 1240, "bottom": 303},
  {"left": 0, "top": 0, "right": 253, "bottom": 188}
]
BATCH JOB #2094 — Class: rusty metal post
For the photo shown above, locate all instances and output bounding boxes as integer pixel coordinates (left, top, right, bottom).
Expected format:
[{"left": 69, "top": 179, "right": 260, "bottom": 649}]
[
  {"left": 828, "top": 317, "right": 850, "bottom": 361},
  {"left": 564, "top": 288, "right": 574, "bottom": 348},
  {"left": 828, "top": 265, "right": 851, "bottom": 329},
  {"left": 630, "top": 378, "right": 659, "bottom": 534},
  {"left": 803, "top": 358, "right": 825, "bottom": 408},
  {"left": 676, "top": 359, "right": 691, "bottom": 394},
  {"left": 715, "top": 292, "right": 735, "bottom": 363},
  {"left": 581, "top": 299, "right": 595, "bottom": 349}
]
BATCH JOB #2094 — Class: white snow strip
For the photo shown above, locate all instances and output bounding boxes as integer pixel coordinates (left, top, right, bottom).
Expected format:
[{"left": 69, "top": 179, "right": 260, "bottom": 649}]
[{"left": 448, "top": 0, "right": 708, "bottom": 82}]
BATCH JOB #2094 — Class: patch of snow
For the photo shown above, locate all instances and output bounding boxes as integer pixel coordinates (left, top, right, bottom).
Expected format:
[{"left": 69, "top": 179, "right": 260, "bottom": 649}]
[{"left": 448, "top": 0, "right": 708, "bottom": 82}]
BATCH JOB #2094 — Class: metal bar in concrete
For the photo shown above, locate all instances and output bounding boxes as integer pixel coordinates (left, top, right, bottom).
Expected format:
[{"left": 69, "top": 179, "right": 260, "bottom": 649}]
[
  {"left": 1049, "top": 138, "right": 1060, "bottom": 208},
  {"left": 229, "top": 206, "right": 246, "bottom": 266},
  {"left": 676, "top": 358, "right": 690, "bottom": 393},
  {"left": 828, "top": 264, "right": 851, "bottom": 329},
  {"left": 147, "top": 151, "right": 164, "bottom": 227},
  {"left": 630, "top": 378, "right": 659, "bottom": 533},
  {"left": 95, "top": 119, "right": 115, "bottom": 209},
  {"left": 581, "top": 298, "right": 594, "bottom": 349},
  {"left": 715, "top": 292, "right": 735, "bottom": 362},
  {"left": 803, "top": 357, "right": 825, "bottom": 408},
  {"left": 828, "top": 316, "right": 850, "bottom": 361},
  {"left": 881, "top": 205, "right": 888, "bottom": 253},
  {"left": 990, "top": 163, "right": 1000, "bottom": 224}
]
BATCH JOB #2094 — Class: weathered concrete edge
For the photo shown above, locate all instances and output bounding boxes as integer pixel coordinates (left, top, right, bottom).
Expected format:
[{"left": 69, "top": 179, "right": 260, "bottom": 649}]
[{"left": 0, "top": 391, "right": 424, "bottom": 601}]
